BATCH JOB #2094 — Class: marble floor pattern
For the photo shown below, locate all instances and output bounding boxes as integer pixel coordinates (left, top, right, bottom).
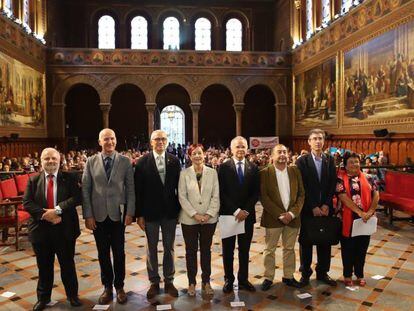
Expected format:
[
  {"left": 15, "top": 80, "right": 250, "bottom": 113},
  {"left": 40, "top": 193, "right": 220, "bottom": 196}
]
[{"left": 0, "top": 205, "right": 413, "bottom": 311}]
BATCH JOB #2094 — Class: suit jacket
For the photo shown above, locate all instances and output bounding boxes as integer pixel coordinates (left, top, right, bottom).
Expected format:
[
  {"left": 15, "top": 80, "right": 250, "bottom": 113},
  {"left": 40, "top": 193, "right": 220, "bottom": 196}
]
[
  {"left": 295, "top": 153, "right": 336, "bottom": 219},
  {"left": 134, "top": 152, "right": 181, "bottom": 221},
  {"left": 260, "top": 165, "right": 305, "bottom": 228},
  {"left": 82, "top": 152, "right": 135, "bottom": 222},
  {"left": 178, "top": 165, "right": 220, "bottom": 225},
  {"left": 218, "top": 159, "right": 260, "bottom": 223},
  {"left": 23, "top": 171, "right": 81, "bottom": 243}
]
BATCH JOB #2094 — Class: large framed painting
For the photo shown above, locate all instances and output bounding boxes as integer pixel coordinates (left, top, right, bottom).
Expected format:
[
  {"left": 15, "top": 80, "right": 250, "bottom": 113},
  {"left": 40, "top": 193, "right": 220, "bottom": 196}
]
[
  {"left": 343, "top": 19, "right": 414, "bottom": 125},
  {"left": 0, "top": 50, "right": 46, "bottom": 135},
  {"left": 294, "top": 57, "right": 337, "bottom": 131}
]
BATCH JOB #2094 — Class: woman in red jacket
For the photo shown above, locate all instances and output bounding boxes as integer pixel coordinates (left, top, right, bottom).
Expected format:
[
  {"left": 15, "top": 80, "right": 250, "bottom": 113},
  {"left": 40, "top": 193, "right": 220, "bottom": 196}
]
[{"left": 336, "top": 152, "right": 379, "bottom": 287}]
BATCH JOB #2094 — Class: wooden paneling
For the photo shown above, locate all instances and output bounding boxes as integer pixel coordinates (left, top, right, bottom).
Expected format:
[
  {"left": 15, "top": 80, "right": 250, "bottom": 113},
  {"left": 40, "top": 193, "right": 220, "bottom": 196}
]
[
  {"left": 0, "top": 138, "right": 63, "bottom": 158},
  {"left": 291, "top": 135, "right": 414, "bottom": 165}
]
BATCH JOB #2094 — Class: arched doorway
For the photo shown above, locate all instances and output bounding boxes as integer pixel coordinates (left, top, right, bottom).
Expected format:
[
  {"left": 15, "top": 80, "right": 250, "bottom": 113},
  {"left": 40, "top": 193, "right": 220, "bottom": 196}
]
[
  {"left": 155, "top": 84, "right": 191, "bottom": 144},
  {"left": 65, "top": 84, "right": 101, "bottom": 149},
  {"left": 160, "top": 105, "right": 185, "bottom": 145},
  {"left": 109, "top": 84, "right": 147, "bottom": 150},
  {"left": 200, "top": 84, "right": 235, "bottom": 147},
  {"left": 243, "top": 85, "right": 276, "bottom": 138}
]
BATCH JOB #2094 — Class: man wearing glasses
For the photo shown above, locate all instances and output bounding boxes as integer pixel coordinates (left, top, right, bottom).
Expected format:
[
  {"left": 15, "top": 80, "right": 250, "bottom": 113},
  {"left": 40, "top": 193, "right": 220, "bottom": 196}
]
[{"left": 134, "top": 130, "right": 182, "bottom": 300}]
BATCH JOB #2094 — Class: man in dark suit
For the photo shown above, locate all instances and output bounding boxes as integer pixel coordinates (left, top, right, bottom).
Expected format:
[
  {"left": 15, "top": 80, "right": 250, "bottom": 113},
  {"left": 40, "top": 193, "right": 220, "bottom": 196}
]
[
  {"left": 82, "top": 128, "right": 135, "bottom": 305},
  {"left": 135, "top": 130, "right": 182, "bottom": 300},
  {"left": 296, "top": 128, "right": 337, "bottom": 287},
  {"left": 218, "top": 136, "right": 260, "bottom": 293},
  {"left": 23, "top": 148, "right": 82, "bottom": 311}
]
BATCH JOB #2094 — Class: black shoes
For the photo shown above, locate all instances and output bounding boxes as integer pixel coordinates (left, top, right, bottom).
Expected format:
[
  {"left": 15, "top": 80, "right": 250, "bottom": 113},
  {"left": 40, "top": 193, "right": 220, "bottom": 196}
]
[
  {"left": 299, "top": 276, "right": 310, "bottom": 287},
  {"left": 67, "top": 296, "right": 82, "bottom": 307},
  {"left": 238, "top": 280, "right": 256, "bottom": 292},
  {"left": 282, "top": 277, "right": 303, "bottom": 288},
  {"left": 317, "top": 274, "right": 337, "bottom": 286},
  {"left": 33, "top": 300, "right": 49, "bottom": 311},
  {"left": 147, "top": 283, "right": 160, "bottom": 299},
  {"left": 222, "top": 280, "right": 234, "bottom": 293},
  {"left": 165, "top": 282, "right": 179, "bottom": 297},
  {"left": 261, "top": 279, "right": 273, "bottom": 291}
]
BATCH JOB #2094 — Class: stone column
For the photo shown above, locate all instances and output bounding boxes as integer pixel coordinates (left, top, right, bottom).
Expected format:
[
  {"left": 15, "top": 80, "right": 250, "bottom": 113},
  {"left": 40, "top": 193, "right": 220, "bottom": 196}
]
[
  {"left": 145, "top": 103, "right": 157, "bottom": 136},
  {"left": 275, "top": 102, "right": 289, "bottom": 137},
  {"left": 233, "top": 103, "right": 244, "bottom": 136},
  {"left": 99, "top": 103, "right": 111, "bottom": 129},
  {"left": 190, "top": 103, "right": 202, "bottom": 143},
  {"left": 49, "top": 102, "right": 65, "bottom": 138}
]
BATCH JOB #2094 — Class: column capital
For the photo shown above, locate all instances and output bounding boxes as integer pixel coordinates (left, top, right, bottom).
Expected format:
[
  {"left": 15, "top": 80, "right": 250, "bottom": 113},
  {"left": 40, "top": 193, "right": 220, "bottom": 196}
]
[
  {"left": 145, "top": 102, "right": 157, "bottom": 112},
  {"left": 233, "top": 103, "right": 245, "bottom": 112},
  {"left": 190, "top": 102, "right": 202, "bottom": 112},
  {"left": 274, "top": 102, "right": 288, "bottom": 107}
]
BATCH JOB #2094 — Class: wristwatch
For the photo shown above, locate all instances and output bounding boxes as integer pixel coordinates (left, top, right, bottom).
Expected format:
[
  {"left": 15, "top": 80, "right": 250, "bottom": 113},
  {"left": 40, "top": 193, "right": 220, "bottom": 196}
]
[{"left": 55, "top": 206, "right": 62, "bottom": 215}]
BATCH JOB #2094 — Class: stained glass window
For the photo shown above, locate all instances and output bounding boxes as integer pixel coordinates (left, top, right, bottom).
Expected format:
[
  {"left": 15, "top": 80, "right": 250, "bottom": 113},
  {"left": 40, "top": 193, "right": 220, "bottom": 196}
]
[
  {"left": 98, "top": 15, "right": 115, "bottom": 49},
  {"left": 195, "top": 17, "right": 211, "bottom": 51},
  {"left": 226, "top": 18, "right": 242, "bottom": 51},
  {"left": 131, "top": 16, "right": 148, "bottom": 49},
  {"left": 306, "top": 0, "right": 313, "bottom": 39},
  {"left": 160, "top": 105, "right": 185, "bottom": 145},
  {"left": 163, "top": 17, "right": 180, "bottom": 50}
]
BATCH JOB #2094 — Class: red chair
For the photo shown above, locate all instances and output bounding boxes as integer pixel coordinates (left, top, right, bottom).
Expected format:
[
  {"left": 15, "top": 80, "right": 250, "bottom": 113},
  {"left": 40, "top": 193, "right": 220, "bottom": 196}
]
[
  {"left": 0, "top": 178, "right": 24, "bottom": 210},
  {"left": 14, "top": 174, "right": 29, "bottom": 195}
]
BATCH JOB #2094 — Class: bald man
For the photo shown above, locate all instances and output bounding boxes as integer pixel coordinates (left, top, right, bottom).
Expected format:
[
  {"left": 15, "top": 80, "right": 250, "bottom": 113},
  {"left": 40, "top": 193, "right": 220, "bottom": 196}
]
[
  {"left": 82, "top": 128, "right": 135, "bottom": 305},
  {"left": 23, "top": 148, "right": 82, "bottom": 311}
]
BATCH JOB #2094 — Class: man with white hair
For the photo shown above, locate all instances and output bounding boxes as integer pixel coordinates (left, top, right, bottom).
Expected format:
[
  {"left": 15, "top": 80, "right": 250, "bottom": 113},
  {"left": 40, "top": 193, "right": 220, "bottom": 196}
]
[
  {"left": 134, "top": 130, "right": 182, "bottom": 300},
  {"left": 82, "top": 128, "right": 135, "bottom": 305},
  {"left": 219, "top": 136, "right": 260, "bottom": 293},
  {"left": 23, "top": 148, "right": 82, "bottom": 311}
]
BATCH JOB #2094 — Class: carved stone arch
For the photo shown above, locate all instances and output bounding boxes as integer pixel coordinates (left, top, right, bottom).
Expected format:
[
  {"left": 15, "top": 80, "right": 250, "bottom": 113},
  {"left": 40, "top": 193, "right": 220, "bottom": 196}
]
[
  {"left": 102, "top": 76, "right": 148, "bottom": 103},
  {"left": 151, "top": 75, "right": 195, "bottom": 103},
  {"left": 190, "top": 9, "right": 220, "bottom": 27},
  {"left": 222, "top": 10, "right": 251, "bottom": 29},
  {"left": 197, "top": 77, "right": 238, "bottom": 103},
  {"left": 155, "top": 8, "right": 187, "bottom": 25},
  {"left": 241, "top": 77, "right": 287, "bottom": 104},
  {"left": 53, "top": 74, "right": 103, "bottom": 104}
]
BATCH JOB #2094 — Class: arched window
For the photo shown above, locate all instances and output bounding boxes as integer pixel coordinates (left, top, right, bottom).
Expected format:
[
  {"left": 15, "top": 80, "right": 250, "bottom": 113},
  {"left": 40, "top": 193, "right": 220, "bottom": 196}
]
[
  {"left": 226, "top": 18, "right": 242, "bottom": 51},
  {"left": 131, "top": 16, "right": 148, "bottom": 49},
  {"left": 98, "top": 15, "right": 115, "bottom": 49},
  {"left": 321, "top": 0, "right": 331, "bottom": 25},
  {"left": 160, "top": 105, "right": 185, "bottom": 145},
  {"left": 342, "top": 0, "right": 353, "bottom": 14},
  {"left": 195, "top": 17, "right": 211, "bottom": 51},
  {"left": 22, "top": 0, "right": 30, "bottom": 30},
  {"left": 163, "top": 16, "right": 180, "bottom": 50},
  {"left": 306, "top": 0, "right": 313, "bottom": 39},
  {"left": 3, "top": 0, "right": 12, "bottom": 15}
]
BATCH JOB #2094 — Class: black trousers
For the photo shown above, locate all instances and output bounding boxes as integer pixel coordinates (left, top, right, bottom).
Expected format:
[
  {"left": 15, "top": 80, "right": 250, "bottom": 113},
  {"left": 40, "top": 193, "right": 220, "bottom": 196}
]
[
  {"left": 32, "top": 227, "right": 78, "bottom": 302},
  {"left": 299, "top": 242, "right": 332, "bottom": 278},
  {"left": 181, "top": 223, "right": 216, "bottom": 285},
  {"left": 222, "top": 221, "right": 254, "bottom": 283},
  {"left": 93, "top": 217, "right": 125, "bottom": 289},
  {"left": 340, "top": 235, "right": 370, "bottom": 278}
]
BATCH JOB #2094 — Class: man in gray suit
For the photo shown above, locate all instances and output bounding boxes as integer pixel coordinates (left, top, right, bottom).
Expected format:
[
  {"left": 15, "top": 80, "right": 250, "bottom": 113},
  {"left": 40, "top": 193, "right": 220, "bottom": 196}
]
[{"left": 82, "top": 128, "right": 135, "bottom": 305}]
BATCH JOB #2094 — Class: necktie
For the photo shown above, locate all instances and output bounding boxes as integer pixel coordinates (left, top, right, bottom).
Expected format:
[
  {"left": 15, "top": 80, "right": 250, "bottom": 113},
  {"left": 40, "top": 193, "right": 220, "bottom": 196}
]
[
  {"left": 237, "top": 161, "right": 244, "bottom": 184},
  {"left": 157, "top": 156, "right": 165, "bottom": 184},
  {"left": 47, "top": 175, "right": 54, "bottom": 209},
  {"left": 105, "top": 157, "right": 112, "bottom": 179}
]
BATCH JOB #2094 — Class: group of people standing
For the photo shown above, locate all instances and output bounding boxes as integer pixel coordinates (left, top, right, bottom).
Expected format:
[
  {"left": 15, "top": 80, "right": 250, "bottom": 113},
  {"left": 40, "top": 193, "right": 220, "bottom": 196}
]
[{"left": 23, "top": 127, "right": 379, "bottom": 311}]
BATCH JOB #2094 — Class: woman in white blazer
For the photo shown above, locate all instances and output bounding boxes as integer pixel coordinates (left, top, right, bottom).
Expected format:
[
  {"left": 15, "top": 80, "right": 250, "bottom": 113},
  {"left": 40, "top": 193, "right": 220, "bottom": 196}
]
[{"left": 178, "top": 144, "right": 220, "bottom": 297}]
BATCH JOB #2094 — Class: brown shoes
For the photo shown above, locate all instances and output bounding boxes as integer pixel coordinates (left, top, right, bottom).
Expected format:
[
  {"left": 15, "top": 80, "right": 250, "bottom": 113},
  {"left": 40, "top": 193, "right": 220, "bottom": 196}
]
[
  {"left": 165, "top": 282, "right": 179, "bottom": 297},
  {"left": 146, "top": 283, "right": 160, "bottom": 300},
  {"left": 116, "top": 288, "right": 127, "bottom": 304},
  {"left": 98, "top": 287, "right": 113, "bottom": 305}
]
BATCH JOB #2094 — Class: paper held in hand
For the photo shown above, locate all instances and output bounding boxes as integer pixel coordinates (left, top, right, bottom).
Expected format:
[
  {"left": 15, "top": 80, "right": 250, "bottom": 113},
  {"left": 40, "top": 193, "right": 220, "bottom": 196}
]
[
  {"left": 218, "top": 215, "right": 245, "bottom": 239},
  {"left": 351, "top": 216, "right": 377, "bottom": 237}
]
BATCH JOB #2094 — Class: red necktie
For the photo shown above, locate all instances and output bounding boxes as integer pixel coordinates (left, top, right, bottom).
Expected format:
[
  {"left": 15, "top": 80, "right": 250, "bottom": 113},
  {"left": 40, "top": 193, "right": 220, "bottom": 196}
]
[{"left": 47, "top": 175, "right": 54, "bottom": 209}]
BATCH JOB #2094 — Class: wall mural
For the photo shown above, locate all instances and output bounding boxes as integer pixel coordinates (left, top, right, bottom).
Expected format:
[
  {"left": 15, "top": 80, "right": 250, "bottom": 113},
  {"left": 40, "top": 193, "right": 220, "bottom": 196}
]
[
  {"left": 343, "top": 20, "right": 414, "bottom": 124},
  {"left": 0, "top": 51, "right": 45, "bottom": 129},
  {"left": 294, "top": 57, "right": 336, "bottom": 128}
]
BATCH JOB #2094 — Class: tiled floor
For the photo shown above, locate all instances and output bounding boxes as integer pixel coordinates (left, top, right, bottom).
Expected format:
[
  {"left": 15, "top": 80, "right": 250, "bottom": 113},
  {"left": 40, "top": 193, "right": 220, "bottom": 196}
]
[{"left": 1, "top": 205, "right": 413, "bottom": 310}]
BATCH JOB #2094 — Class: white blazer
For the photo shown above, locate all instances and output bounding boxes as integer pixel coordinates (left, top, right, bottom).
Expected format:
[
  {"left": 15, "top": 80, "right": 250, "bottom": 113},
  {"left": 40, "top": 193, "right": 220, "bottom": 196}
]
[{"left": 178, "top": 165, "right": 220, "bottom": 225}]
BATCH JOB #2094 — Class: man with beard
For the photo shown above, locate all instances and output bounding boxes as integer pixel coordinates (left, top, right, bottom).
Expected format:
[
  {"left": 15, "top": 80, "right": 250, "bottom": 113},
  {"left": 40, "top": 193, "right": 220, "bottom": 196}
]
[
  {"left": 219, "top": 136, "right": 260, "bottom": 293},
  {"left": 23, "top": 148, "right": 82, "bottom": 311},
  {"left": 260, "top": 144, "right": 305, "bottom": 291},
  {"left": 82, "top": 128, "right": 135, "bottom": 305}
]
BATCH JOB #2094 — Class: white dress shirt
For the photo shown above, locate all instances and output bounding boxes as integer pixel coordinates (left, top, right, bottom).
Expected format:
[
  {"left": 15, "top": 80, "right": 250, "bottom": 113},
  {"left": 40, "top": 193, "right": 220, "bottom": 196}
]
[{"left": 274, "top": 166, "right": 295, "bottom": 219}]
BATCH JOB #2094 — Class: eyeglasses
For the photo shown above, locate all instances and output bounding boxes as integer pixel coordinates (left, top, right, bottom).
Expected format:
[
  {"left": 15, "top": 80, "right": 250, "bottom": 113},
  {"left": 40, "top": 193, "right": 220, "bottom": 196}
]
[{"left": 153, "top": 137, "right": 167, "bottom": 142}]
